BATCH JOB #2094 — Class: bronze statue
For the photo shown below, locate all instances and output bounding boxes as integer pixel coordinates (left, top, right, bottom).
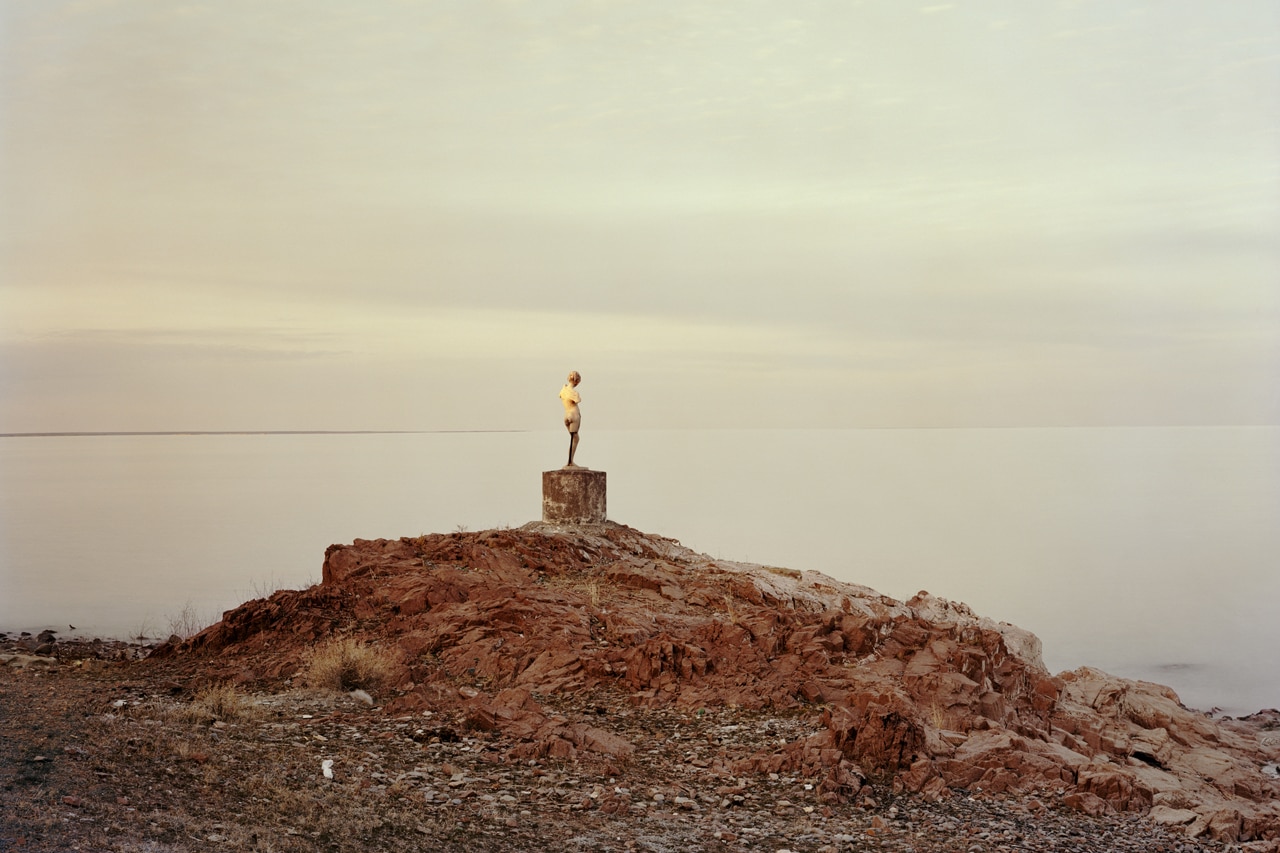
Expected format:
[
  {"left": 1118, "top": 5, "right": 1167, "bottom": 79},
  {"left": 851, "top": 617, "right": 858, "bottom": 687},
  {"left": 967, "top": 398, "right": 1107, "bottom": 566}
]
[{"left": 559, "top": 371, "right": 582, "bottom": 467}]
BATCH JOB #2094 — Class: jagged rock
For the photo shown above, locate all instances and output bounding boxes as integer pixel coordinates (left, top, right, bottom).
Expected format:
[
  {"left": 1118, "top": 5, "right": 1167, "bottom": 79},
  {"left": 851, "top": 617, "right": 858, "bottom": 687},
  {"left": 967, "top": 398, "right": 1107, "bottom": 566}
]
[{"left": 158, "top": 522, "right": 1280, "bottom": 843}]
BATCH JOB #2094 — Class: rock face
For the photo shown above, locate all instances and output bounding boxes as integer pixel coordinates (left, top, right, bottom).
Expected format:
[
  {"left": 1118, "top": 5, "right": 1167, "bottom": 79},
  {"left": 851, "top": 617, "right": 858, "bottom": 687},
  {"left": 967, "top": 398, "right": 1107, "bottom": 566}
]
[{"left": 167, "top": 523, "right": 1280, "bottom": 845}]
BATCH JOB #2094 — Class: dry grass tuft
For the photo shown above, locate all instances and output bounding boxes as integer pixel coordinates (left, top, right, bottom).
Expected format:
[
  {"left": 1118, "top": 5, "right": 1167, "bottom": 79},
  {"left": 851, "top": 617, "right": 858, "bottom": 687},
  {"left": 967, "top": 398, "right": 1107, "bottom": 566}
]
[
  {"left": 928, "top": 698, "right": 956, "bottom": 732},
  {"left": 172, "top": 684, "right": 263, "bottom": 724},
  {"left": 306, "top": 637, "right": 399, "bottom": 694}
]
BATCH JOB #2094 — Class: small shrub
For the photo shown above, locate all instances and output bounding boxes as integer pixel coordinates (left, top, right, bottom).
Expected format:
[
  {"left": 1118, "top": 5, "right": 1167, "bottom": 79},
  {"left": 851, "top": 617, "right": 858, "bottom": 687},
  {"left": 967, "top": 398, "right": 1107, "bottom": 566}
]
[{"left": 306, "top": 637, "right": 398, "bottom": 694}]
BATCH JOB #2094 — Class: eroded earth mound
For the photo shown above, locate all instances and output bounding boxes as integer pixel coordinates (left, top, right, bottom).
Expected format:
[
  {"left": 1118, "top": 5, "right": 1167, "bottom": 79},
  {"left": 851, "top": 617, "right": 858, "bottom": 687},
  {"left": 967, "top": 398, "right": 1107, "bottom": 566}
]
[{"left": 161, "top": 522, "right": 1280, "bottom": 846}]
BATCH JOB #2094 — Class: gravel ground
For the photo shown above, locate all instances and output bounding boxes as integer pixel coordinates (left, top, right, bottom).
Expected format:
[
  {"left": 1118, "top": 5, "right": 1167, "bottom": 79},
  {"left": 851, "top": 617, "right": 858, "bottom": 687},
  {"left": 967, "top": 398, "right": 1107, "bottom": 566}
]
[{"left": 0, "top": 640, "right": 1246, "bottom": 853}]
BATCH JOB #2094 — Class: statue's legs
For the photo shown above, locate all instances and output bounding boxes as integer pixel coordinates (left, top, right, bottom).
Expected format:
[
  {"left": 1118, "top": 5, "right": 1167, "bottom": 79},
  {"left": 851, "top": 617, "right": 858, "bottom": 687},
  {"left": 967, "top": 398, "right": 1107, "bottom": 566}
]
[{"left": 568, "top": 432, "right": 579, "bottom": 466}]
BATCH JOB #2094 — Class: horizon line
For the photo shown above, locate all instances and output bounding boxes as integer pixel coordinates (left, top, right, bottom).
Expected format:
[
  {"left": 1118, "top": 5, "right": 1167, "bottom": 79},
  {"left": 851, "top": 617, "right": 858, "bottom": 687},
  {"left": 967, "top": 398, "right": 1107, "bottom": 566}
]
[
  {"left": 2, "top": 424, "right": 1273, "bottom": 438},
  {"left": 0, "top": 430, "right": 532, "bottom": 438}
]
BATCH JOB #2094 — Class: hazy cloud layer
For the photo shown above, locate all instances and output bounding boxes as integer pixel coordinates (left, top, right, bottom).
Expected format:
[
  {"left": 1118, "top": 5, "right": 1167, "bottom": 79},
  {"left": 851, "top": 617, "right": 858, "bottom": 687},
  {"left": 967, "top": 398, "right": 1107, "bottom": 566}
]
[{"left": 2, "top": 1, "right": 1277, "bottom": 430}]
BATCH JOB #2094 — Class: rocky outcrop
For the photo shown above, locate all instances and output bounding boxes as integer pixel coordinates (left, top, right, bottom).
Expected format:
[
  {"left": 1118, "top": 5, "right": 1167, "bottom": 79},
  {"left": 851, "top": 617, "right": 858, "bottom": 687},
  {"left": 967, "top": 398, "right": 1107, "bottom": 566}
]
[{"left": 162, "top": 522, "right": 1280, "bottom": 845}]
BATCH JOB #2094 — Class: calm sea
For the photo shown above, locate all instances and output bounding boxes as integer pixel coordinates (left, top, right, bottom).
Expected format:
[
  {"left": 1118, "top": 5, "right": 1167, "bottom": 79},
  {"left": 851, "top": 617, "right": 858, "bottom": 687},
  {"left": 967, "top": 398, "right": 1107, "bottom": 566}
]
[{"left": 1, "top": 428, "right": 1276, "bottom": 714}]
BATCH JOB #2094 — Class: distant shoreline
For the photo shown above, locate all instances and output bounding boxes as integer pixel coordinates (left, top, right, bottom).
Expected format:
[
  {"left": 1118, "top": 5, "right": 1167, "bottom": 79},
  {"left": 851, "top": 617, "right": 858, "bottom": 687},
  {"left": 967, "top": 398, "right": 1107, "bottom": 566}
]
[
  {"left": 2, "top": 426, "right": 1271, "bottom": 438},
  {"left": 0, "top": 430, "right": 530, "bottom": 438}
]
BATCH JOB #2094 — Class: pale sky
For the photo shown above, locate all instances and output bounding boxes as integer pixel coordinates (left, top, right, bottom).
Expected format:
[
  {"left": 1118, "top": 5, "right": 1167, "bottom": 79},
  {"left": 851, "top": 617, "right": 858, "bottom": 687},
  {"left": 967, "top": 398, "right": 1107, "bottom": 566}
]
[{"left": 2, "top": 1, "right": 1277, "bottom": 431}]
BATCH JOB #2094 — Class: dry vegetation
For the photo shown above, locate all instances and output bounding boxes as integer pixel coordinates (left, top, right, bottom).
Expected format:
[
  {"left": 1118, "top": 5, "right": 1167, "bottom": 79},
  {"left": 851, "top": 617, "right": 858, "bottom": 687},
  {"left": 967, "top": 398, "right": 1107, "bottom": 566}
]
[
  {"left": 164, "top": 601, "right": 213, "bottom": 641},
  {"left": 305, "top": 637, "right": 399, "bottom": 694},
  {"left": 167, "top": 683, "right": 265, "bottom": 725}
]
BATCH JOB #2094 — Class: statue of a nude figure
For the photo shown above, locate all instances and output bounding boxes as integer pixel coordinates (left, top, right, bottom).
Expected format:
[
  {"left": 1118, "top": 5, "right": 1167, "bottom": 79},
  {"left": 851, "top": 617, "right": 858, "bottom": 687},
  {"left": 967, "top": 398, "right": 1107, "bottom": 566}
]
[{"left": 559, "top": 371, "right": 582, "bottom": 467}]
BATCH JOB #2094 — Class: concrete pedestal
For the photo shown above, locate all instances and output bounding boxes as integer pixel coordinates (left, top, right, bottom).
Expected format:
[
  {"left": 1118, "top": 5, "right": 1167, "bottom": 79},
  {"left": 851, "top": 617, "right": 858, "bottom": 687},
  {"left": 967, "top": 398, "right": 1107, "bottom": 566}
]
[{"left": 542, "top": 468, "right": 607, "bottom": 524}]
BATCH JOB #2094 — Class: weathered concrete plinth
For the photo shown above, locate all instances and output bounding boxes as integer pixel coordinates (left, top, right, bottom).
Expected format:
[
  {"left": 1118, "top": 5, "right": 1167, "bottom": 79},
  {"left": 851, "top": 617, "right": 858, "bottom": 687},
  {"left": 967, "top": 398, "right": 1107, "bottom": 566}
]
[{"left": 542, "top": 468, "right": 607, "bottom": 524}]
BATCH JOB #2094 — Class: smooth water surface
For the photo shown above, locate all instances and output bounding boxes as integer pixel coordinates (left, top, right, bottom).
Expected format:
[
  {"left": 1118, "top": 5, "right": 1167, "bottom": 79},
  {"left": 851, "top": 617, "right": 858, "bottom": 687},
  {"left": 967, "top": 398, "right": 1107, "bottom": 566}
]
[{"left": 1, "top": 428, "right": 1276, "bottom": 713}]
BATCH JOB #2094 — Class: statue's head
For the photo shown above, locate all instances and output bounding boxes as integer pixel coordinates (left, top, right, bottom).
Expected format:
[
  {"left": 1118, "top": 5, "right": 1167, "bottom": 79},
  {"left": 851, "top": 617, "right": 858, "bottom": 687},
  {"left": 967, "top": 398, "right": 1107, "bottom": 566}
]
[{"left": 567, "top": 371, "right": 581, "bottom": 386}]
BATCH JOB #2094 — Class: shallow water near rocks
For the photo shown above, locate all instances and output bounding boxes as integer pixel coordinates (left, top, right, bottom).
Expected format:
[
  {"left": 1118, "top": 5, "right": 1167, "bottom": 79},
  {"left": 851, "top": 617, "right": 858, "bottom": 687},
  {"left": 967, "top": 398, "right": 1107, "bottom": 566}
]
[{"left": 1, "top": 427, "right": 1276, "bottom": 714}]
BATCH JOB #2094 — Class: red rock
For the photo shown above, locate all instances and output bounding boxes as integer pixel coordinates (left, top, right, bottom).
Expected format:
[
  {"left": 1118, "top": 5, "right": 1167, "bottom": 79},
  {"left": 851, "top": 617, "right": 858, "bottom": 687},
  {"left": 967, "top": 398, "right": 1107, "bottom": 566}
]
[
  {"left": 563, "top": 723, "right": 635, "bottom": 759},
  {"left": 547, "top": 738, "right": 576, "bottom": 760},
  {"left": 154, "top": 522, "right": 1280, "bottom": 845},
  {"left": 1062, "top": 791, "right": 1112, "bottom": 816},
  {"left": 463, "top": 704, "right": 497, "bottom": 732}
]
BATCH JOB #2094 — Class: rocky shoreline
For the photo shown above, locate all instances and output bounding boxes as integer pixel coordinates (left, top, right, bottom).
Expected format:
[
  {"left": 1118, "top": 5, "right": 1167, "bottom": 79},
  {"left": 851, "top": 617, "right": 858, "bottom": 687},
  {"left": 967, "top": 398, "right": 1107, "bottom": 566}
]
[
  {"left": 1, "top": 630, "right": 158, "bottom": 663},
  {"left": 3, "top": 522, "right": 1278, "bottom": 851}
]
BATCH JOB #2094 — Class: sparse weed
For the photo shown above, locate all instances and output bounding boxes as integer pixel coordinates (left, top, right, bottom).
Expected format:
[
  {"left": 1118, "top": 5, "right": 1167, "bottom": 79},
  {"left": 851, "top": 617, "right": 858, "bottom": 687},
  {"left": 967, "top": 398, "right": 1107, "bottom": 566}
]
[
  {"left": 541, "top": 573, "right": 607, "bottom": 608},
  {"left": 132, "top": 616, "right": 157, "bottom": 641},
  {"left": 165, "top": 600, "right": 211, "bottom": 639},
  {"left": 245, "top": 573, "right": 318, "bottom": 600},
  {"left": 249, "top": 574, "right": 285, "bottom": 599},
  {"left": 305, "top": 637, "right": 399, "bottom": 694}
]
